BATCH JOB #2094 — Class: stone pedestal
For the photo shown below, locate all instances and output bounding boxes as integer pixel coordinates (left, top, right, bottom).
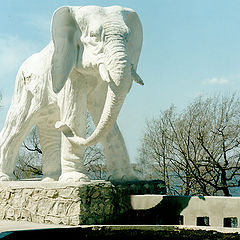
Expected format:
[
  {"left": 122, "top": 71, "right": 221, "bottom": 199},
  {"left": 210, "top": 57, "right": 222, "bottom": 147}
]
[{"left": 0, "top": 180, "right": 130, "bottom": 226}]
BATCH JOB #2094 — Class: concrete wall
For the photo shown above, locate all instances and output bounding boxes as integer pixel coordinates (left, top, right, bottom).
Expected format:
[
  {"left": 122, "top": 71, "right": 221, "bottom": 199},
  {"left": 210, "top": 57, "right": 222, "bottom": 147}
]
[{"left": 131, "top": 195, "right": 240, "bottom": 227}]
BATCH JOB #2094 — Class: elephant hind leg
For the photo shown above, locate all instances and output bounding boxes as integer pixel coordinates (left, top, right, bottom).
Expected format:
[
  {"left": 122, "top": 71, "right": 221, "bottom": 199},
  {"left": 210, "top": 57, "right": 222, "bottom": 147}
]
[{"left": 0, "top": 90, "right": 40, "bottom": 180}]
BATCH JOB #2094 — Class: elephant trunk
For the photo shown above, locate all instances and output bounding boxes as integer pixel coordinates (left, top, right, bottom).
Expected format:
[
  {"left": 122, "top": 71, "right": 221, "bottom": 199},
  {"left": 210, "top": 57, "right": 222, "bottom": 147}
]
[
  {"left": 64, "top": 34, "right": 132, "bottom": 147},
  {"left": 84, "top": 85, "right": 127, "bottom": 146},
  {"left": 80, "top": 66, "right": 131, "bottom": 146}
]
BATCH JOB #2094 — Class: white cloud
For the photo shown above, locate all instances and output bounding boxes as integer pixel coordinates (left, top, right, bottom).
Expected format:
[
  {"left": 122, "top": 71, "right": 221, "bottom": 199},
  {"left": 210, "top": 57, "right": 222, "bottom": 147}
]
[
  {"left": 24, "top": 14, "right": 51, "bottom": 36},
  {"left": 0, "top": 34, "right": 42, "bottom": 112},
  {"left": 202, "top": 77, "right": 229, "bottom": 85},
  {"left": 0, "top": 14, "right": 51, "bottom": 80},
  {"left": 1, "top": 95, "right": 12, "bottom": 107},
  {"left": 0, "top": 34, "right": 39, "bottom": 78}
]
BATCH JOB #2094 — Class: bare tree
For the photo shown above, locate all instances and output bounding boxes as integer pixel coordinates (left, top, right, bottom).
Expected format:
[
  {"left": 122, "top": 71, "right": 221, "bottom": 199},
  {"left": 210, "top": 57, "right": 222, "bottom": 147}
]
[
  {"left": 22, "top": 126, "right": 42, "bottom": 154},
  {"left": 137, "top": 106, "right": 176, "bottom": 193},
  {"left": 138, "top": 93, "right": 240, "bottom": 196},
  {"left": 84, "top": 144, "right": 106, "bottom": 179},
  {"left": 14, "top": 126, "right": 42, "bottom": 179}
]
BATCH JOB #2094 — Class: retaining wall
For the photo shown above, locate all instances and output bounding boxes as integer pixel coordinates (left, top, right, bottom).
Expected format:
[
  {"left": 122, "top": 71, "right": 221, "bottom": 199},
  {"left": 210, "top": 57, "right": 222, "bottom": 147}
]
[
  {"left": 0, "top": 181, "right": 129, "bottom": 225},
  {"left": 130, "top": 195, "right": 240, "bottom": 227},
  {"left": 1, "top": 181, "right": 240, "bottom": 228}
]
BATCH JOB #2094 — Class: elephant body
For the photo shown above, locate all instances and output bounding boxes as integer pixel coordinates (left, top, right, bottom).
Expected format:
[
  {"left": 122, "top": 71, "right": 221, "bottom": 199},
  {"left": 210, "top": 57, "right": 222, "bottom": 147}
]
[{"left": 0, "top": 5, "right": 143, "bottom": 182}]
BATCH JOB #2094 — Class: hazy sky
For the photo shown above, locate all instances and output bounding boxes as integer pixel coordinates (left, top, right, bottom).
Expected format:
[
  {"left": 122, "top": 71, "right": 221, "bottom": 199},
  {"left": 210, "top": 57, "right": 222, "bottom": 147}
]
[{"left": 1, "top": 0, "right": 240, "bottom": 162}]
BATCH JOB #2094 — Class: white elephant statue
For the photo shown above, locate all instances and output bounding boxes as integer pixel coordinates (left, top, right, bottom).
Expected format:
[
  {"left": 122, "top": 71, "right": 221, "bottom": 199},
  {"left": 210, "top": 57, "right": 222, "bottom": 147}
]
[{"left": 0, "top": 5, "right": 143, "bottom": 182}]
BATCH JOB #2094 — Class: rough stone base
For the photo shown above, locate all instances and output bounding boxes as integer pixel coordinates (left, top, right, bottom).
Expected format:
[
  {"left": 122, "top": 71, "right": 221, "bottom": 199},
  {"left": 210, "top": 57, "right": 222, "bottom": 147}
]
[{"left": 0, "top": 180, "right": 130, "bottom": 226}]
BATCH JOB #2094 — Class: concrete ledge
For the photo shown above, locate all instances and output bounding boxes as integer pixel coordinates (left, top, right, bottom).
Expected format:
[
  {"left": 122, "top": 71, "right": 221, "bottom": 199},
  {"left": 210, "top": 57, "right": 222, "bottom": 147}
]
[
  {"left": 0, "top": 220, "right": 71, "bottom": 232},
  {"left": 1, "top": 220, "right": 240, "bottom": 233},
  {"left": 0, "top": 180, "right": 130, "bottom": 226},
  {"left": 129, "top": 195, "right": 240, "bottom": 227},
  {"left": 0, "top": 223, "right": 240, "bottom": 239}
]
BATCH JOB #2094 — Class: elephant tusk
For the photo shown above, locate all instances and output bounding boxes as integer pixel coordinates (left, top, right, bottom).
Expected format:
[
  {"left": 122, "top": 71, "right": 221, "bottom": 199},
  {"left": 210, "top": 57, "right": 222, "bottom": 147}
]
[
  {"left": 55, "top": 121, "right": 90, "bottom": 146},
  {"left": 99, "top": 63, "right": 110, "bottom": 83},
  {"left": 131, "top": 65, "right": 144, "bottom": 86},
  {"left": 55, "top": 121, "right": 74, "bottom": 137}
]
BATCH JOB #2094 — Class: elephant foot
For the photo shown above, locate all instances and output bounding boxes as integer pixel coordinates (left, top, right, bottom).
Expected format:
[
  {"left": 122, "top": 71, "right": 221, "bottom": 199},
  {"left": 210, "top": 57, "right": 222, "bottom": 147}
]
[
  {"left": 59, "top": 172, "right": 90, "bottom": 183},
  {"left": 0, "top": 172, "right": 16, "bottom": 181},
  {"left": 107, "top": 169, "right": 139, "bottom": 182},
  {"left": 41, "top": 176, "right": 57, "bottom": 182},
  {"left": 108, "top": 175, "right": 139, "bottom": 182}
]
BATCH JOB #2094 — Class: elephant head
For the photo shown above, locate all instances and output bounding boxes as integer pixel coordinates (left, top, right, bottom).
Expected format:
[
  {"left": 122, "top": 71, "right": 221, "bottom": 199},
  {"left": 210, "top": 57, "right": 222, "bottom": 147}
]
[{"left": 51, "top": 6, "right": 143, "bottom": 146}]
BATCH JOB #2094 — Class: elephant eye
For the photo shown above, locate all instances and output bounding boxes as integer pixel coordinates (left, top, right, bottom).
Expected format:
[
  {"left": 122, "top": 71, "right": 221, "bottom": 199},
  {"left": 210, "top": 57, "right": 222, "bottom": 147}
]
[
  {"left": 89, "top": 27, "right": 103, "bottom": 42},
  {"left": 90, "top": 31, "right": 100, "bottom": 42},
  {"left": 90, "top": 31, "right": 97, "bottom": 38}
]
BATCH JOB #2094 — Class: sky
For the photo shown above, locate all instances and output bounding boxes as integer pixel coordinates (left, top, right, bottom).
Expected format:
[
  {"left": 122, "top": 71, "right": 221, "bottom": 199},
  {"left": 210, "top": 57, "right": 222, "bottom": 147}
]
[{"left": 1, "top": 0, "right": 240, "bottom": 162}]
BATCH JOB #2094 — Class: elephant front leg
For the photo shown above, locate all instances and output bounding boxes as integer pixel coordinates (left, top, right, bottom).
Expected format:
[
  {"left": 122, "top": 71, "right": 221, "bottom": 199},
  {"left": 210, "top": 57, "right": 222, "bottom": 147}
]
[
  {"left": 101, "top": 123, "right": 138, "bottom": 181},
  {"left": 57, "top": 77, "right": 90, "bottom": 182},
  {"left": 0, "top": 89, "right": 40, "bottom": 181},
  {"left": 60, "top": 136, "right": 90, "bottom": 182}
]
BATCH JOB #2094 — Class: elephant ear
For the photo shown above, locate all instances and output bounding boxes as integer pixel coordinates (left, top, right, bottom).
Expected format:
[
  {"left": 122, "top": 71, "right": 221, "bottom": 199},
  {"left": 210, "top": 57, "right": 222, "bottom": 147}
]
[
  {"left": 123, "top": 8, "right": 143, "bottom": 70},
  {"left": 51, "top": 6, "right": 82, "bottom": 93}
]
